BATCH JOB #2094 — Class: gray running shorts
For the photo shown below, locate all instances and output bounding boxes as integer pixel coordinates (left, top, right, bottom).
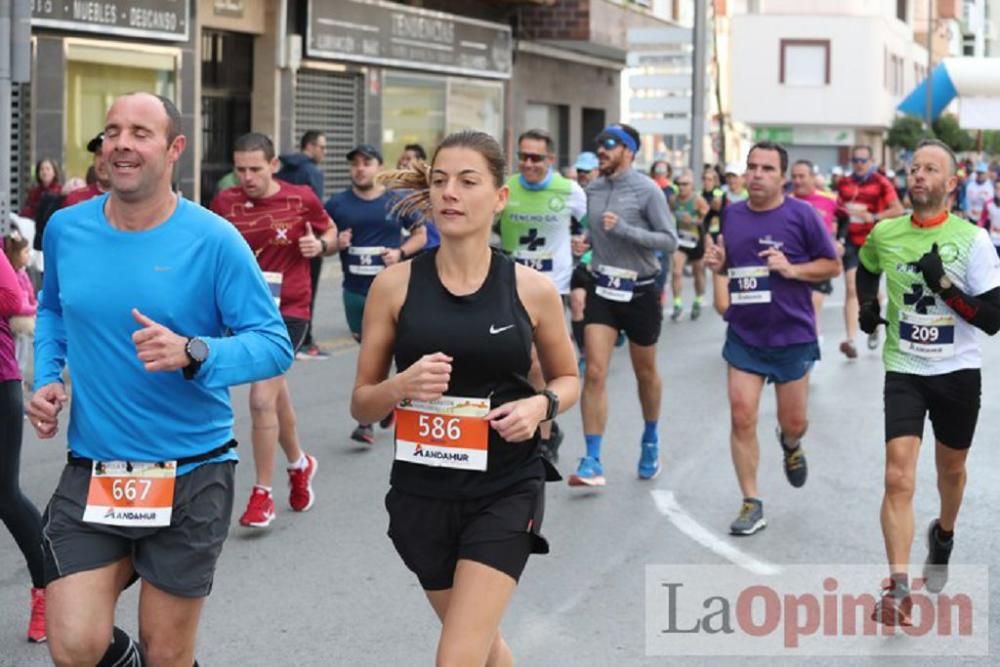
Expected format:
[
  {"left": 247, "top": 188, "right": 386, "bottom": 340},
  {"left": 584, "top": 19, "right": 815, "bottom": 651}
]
[{"left": 42, "top": 460, "right": 236, "bottom": 598}]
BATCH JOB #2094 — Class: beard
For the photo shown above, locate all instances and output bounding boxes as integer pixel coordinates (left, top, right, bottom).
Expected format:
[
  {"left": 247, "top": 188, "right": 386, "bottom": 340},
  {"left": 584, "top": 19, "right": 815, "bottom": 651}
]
[
  {"left": 599, "top": 155, "right": 620, "bottom": 176},
  {"left": 910, "top": 184, "right": 947, "bottom": 212},
  {"left": 353, "top": 178, "right": 374, "bottom": 191}
]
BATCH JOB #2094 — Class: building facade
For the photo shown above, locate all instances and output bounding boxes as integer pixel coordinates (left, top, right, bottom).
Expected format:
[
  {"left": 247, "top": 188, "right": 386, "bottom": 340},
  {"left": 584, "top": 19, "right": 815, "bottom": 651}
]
[
  {"left": 728, "top": 0, "right": 930, "bottom": 170},
  {"left": 14, "top": 0, "right": 670, "bottom": 208}
]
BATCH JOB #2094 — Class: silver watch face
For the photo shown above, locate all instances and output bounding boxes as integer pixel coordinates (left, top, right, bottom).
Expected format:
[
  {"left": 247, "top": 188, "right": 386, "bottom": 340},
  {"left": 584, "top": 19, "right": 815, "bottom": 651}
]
[{"left": 188, "top": 337, "right": 209, "bottom": 362}]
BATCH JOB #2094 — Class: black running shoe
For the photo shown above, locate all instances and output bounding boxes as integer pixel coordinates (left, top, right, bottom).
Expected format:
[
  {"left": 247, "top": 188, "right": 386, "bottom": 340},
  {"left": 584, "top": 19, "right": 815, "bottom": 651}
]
[
  {"left": 777, "top": 428, "right": 807, "bottom": 488},
  {"left": 922, "top": 519, "right": 954, "bottom": 594}
]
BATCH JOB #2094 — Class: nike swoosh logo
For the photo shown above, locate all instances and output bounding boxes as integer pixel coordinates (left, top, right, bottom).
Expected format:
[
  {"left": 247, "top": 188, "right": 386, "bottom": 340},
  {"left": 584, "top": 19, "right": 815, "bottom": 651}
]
[{"left": 490, "top": 324, "right": 515, "bottom": 335}]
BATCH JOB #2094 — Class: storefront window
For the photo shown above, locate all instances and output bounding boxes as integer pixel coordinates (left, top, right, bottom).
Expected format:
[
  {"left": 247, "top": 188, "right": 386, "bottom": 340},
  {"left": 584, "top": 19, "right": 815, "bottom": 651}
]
[
  {"left": 446, "top": 80, "right": 502, "bottom": 139},
  {"left": 64, "top": 42, "right": 178, "bottom": 183},
  {"left": 383, "top": 72, "right": 503, "bottom": 168},
  {"left": 383, "top": 73, "right": 446, "bottom": 168}
]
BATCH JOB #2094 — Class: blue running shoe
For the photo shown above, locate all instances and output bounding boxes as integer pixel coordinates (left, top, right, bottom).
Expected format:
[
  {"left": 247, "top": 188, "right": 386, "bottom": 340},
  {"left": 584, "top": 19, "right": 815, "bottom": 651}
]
[
  {"left": 578, "top": 356, "right": 586, "bottom": 376},
  {"left": 615, "top": 331, "right": 626, "bottom": 347},
  {"left": 637, "top": 441, "right": 661, "bottom": 480},
  {"left": 568, "top": 456, "right": 606, "bottom": 487}
]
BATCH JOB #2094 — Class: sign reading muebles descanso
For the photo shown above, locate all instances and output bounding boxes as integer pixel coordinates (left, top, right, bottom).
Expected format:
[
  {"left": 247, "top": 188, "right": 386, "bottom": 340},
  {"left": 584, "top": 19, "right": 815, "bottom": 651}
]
[
  {"left": 32, "top": 0, "right": 189, "bottom": 42},
  {"left": 307, "top": 0, "right": 512, "bottom": 79}
]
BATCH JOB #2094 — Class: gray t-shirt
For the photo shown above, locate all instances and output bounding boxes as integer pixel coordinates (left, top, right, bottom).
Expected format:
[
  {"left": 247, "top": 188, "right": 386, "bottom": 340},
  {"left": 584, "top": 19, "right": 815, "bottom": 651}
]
[{"left": 585, "top": 168, "right": 677, "bottom": 278}]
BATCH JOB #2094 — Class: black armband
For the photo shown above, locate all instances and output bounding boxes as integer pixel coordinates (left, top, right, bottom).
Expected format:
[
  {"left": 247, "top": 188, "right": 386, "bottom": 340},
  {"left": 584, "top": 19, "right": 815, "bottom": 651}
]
[
  {"left": 856, "top": 262, "right": 881, "bottom": 304},
  {"left": 940, "top": 285, "right": 1000, "bottom": 335},
  {"left": 570, "top": 216, "right": 583, "bottom": 236}
]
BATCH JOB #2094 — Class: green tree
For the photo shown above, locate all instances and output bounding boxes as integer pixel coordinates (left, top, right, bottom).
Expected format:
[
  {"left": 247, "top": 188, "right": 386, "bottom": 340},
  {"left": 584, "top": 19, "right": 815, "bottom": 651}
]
[
  {"left": 931, "top": 114, "right": 975, "bottom": 152},
  {"left": 887, "top": 116, "right": 925, "bottom": 151},
  {"left": 983, "top": 130, "right": 1000, "bottom": 156}
]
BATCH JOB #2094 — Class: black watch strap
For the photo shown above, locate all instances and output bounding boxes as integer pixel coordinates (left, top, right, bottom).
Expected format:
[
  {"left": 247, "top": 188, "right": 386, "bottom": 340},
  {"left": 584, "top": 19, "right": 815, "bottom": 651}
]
[{"left": 541, "top": 389, "right": 559, "bottom": 421}]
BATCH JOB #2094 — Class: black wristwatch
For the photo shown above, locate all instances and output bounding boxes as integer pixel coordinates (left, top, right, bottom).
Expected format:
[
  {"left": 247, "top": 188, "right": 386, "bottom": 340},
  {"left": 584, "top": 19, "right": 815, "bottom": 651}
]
[
  {"left": 398, "top": 247, "right": 408, "bottom": 261},
  {"left": 183, "top": 337, "right": 210, "bottom": 380},
  {"left": 540, "top": 389, "right": 559, "bottom": 421},
  {"left": 320, "top": 238, "right": 329, "bottom": 255}
]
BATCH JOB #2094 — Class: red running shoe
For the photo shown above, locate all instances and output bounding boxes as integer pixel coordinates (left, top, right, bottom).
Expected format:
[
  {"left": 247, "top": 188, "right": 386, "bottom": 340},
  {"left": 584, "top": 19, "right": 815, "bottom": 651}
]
[
  {"left": 28, "top": 587, "right": 46, "bottom": 643},
  {"left": 239, "top": 487, "right": 275, "bottom": 528},
  {"left": 288, "top": 454, "right": 318, "bottom": 512}
]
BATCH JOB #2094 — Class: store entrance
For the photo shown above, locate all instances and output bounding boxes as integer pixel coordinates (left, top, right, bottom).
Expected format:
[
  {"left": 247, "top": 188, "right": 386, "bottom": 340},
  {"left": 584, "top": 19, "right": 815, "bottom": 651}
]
[{"left": 200, "top": 30, "right": 253, "bottom": 205}]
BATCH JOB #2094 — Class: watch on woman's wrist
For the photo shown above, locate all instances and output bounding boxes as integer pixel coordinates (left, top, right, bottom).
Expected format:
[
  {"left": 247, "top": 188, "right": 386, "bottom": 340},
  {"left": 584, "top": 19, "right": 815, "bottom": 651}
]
[{"left": 540, "top": 389, "right": 559, "bottom": 421}]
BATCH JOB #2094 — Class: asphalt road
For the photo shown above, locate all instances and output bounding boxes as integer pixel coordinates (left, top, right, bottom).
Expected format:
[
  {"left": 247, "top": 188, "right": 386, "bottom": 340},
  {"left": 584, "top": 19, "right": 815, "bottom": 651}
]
[{"left": 2, "top": 261, "right": 997, "bottom": 666}]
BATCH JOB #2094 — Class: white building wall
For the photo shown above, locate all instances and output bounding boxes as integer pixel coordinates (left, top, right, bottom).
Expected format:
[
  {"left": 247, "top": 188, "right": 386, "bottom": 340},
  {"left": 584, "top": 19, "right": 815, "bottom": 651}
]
[{"left": 730, "top": 13, "right": 929, "bottom": 130}]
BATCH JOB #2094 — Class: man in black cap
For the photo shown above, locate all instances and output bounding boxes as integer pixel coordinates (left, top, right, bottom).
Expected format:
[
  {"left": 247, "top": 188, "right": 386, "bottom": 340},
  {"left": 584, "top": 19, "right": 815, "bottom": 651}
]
[
  {"left": 324, "top": 143, "right": 428, "bottom": 444},
  {"left": 63, "top": 132, "right": 111, "bottom": 207}
]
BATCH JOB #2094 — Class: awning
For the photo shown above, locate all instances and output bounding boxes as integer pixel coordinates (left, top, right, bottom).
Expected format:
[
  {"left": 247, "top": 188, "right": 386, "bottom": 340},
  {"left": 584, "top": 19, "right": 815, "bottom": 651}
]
[{"left": 897, "top": 58, "right": 1000, "bottom": 130}]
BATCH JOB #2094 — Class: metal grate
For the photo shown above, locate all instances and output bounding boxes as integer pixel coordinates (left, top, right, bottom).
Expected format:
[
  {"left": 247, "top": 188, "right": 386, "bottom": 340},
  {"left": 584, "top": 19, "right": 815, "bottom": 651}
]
[
  {"left": 293, "top": 69, "right": 365, "bottom": 198},
  {"left": 10, "top": 83, "right": 30, "bottom": 213}
]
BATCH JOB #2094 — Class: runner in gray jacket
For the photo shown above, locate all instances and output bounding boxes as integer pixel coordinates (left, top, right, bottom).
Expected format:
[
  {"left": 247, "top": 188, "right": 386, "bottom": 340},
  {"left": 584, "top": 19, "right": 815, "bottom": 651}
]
[{"left": 569, "top": 123, "right": 678, "bottom": 488}]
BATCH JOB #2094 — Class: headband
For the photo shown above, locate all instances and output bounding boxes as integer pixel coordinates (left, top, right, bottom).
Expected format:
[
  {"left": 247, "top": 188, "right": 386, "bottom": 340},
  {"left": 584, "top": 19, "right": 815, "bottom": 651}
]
[{"left": 599, "top": 125, "right": 638, "bottom": 153}]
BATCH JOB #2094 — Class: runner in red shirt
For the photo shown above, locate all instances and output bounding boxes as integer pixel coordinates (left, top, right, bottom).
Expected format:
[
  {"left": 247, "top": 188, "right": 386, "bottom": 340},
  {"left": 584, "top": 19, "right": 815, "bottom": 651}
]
[
  {"left": 835, "top": 145, "right": 903, "bottom": 358},
  {"left": 211, "top": 132, "right": 338, "bottom": 529}
]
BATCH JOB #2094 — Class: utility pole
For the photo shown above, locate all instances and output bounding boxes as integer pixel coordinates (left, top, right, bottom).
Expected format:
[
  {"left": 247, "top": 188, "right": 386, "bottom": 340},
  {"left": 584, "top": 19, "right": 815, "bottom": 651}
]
[
  {"left": 924, "top": 0, "right": 933, "bottom": 136},
  {"left": 691, "top": 0, "right": 707, "bottom": 173},
  {"left": 1, "top": 0, "right": 31, "bottom": 236}
]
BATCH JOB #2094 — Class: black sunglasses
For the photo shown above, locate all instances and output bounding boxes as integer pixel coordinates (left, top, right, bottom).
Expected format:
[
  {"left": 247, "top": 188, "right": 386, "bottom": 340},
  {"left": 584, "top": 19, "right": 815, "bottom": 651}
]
[
  {"left": 851, "top": 156, "right": 870, "bottom": 164},
  {"left": 596, "top": 137, "right": 621, "bottom": 151},
  {"left": 518, "top": 152, "right": 547, "bottom": 163}
]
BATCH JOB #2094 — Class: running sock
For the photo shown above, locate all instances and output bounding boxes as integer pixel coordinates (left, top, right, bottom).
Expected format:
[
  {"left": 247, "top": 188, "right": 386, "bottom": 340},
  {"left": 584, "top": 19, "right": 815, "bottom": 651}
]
[
  {"left": 889, "top": 572, "right": 910, "bottom": 596},
  {"left": 937, "top": 526, "right": 954, "bottom": 542},
  {"left": 672, "top": 296, "right": 682, "bottom": 307},
  {"left": 571, "top": 320, "right": 586, "bottom": 351},
  {"left": 779, "top": 431, "right": 801, "bottom": 452},
  {"left": 97, "top": 626, "right": 144, "bottom": 667},
  {"left": 254, "top": 484, "right": 273, "bottom": 494},
  {"left": 642, "top": 421, "right": 658, "bottom": 445},
  {"left": 694, "top": 295, "right": 703, "bottom": 305},
  {"left": 288, "top": 454, "right": 308, "bottom": 470},
  {"left": 584, "top": 434, "right": 602, "bottom": 460}
]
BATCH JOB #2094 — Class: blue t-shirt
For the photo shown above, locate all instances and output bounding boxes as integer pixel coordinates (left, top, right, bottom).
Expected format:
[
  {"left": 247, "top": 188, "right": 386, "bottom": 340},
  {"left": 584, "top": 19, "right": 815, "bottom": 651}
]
[
  {"left": 36, "top": 195, "right": 293, "bottom": 473},
  {"left": 720, "top": 197, "right": 838, "bottom": 348},
  {"left": 325, "top": 189, "right": 421, "bottom": 295}
]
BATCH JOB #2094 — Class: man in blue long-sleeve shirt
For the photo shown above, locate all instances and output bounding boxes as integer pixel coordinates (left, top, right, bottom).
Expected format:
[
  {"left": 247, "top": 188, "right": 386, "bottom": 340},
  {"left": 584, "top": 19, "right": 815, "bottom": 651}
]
[{"left": 27, "top": 92, "right": 292, "bottom": 667}]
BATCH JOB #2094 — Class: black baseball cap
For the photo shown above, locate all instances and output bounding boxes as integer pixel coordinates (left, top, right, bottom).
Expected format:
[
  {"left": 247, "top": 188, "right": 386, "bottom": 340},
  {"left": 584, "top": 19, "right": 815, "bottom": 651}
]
[
  {"left": 86, "top": 131, "right": 104, "bottom": 154},
  {"left": 346, "top": 143, "right": 383, "bottom": 163}
]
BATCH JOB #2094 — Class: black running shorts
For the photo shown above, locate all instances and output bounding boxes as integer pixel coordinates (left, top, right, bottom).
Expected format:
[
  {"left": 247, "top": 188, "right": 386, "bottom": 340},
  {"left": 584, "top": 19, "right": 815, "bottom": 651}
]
[
  {"left": 284, "top": 316, "right": 309, "bottom": 355},
  {"left": 883, "top": 370, "right": 981, "bottom": 450},
  {"left": 583, "top": 282, "right": 663, "bottom": 347},
  {"left": 570, "top": 263, "right": 593, "bottom": 291},
  {"left": 385, "top": 478, "right": 548, "bottom": 591},
  {"left": 842, "top": 240, "right": 862, "bottom": 271},
  {"left": 810, "top": 279, "right": 834, "bottom": 295},
  {"left": 42, "top": 460, "right": 236, "bottom": 598}
]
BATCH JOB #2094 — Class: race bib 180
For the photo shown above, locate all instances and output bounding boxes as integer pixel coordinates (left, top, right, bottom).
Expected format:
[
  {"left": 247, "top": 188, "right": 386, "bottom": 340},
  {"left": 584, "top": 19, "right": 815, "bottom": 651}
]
[
  {"left": 394, "top": 396, "right": 491, "bottom": 471},
  {"left": 728, "top": 266, "right": 771, "bottom": 305}
]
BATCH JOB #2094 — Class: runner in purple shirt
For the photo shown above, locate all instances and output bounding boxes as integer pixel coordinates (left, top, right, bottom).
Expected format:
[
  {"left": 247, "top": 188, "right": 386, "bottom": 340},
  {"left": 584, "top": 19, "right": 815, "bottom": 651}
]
[{"left": 704, "top": 141, "right": 840, "bottom": 537}]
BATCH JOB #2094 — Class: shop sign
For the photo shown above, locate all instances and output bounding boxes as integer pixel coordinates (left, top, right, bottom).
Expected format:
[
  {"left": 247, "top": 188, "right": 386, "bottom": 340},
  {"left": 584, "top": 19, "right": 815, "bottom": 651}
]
[
  {"left": 754, "top": 126, "right": 854, "bottom": 146},
  {"left": 32, "top": 0, "right": 189, "bottom": 42},
  {"left": 307, "top": 0, "right": 512, "bottom": 79}
]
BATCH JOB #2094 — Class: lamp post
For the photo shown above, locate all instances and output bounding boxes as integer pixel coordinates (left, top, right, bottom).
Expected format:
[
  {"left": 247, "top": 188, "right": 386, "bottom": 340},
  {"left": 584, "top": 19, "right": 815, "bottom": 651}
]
[{"left": 924, "top": 0, "right": 933, "bottom": 136}]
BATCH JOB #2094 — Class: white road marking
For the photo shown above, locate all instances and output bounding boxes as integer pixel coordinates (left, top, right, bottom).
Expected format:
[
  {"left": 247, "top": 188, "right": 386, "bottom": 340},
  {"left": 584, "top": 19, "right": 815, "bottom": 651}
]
[{"left": 651, "top": 490, "right": 783, "bottom": 576}]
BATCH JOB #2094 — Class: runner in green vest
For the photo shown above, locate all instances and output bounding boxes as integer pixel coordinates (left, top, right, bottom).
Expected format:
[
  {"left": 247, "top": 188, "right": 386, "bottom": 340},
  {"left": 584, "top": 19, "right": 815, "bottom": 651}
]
[{"left": 669, "top": 168, "right": 711, "bottom": 321}]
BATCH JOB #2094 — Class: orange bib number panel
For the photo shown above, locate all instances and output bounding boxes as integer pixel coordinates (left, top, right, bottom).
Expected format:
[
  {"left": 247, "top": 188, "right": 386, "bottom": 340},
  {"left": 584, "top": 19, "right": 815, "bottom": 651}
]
[
  {"left": 83, "top": 461, "right": 177, "bottom": 527},
  {"left": 394, "top": 396, "right": 490, "bottom": 471}
]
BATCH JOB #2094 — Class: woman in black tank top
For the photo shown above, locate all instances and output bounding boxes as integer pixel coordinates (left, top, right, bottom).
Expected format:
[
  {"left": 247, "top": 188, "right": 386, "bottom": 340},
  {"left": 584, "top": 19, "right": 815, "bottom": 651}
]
[{"left": 351, "top": 131, "right": 578, "bottom": 665}]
